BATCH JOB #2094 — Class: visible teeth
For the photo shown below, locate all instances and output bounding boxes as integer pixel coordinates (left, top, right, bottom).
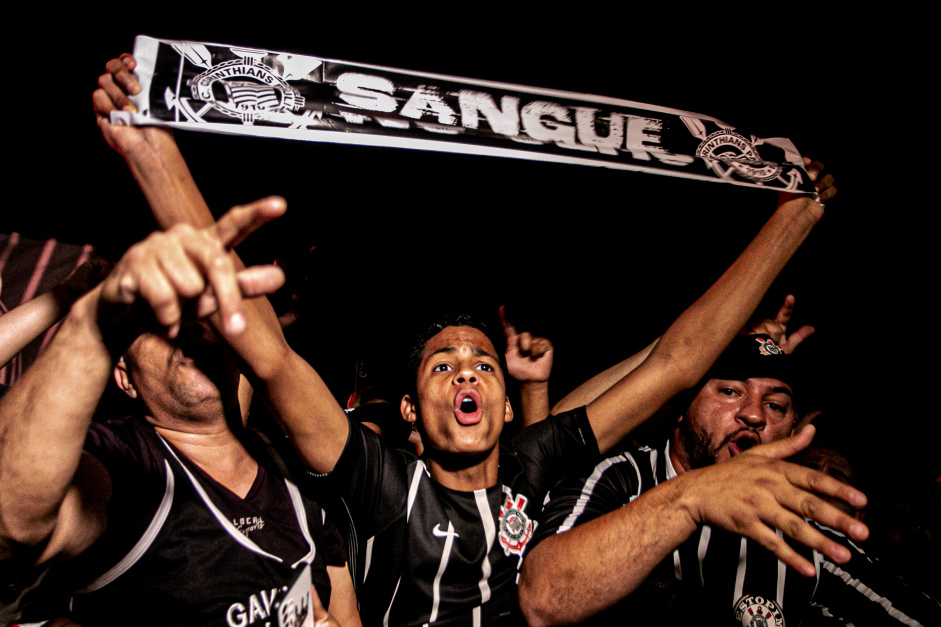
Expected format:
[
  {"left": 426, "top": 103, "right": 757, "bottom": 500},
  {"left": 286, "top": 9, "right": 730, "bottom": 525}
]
[{"left": 460, "top": 398, "right": 478, "bottom": 413}]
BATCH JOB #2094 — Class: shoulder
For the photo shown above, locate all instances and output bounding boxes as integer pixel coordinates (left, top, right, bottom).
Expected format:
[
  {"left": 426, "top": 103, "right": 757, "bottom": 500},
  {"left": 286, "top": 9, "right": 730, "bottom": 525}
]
[
  {"left": 529, "top": 442, "right": 662, "bottom": 551},
  {"left": 84, "top": 415, "right": 167, "bottom": 480},
  {"left": 510, "top": 407, "right": 600, "bottom": 486}
]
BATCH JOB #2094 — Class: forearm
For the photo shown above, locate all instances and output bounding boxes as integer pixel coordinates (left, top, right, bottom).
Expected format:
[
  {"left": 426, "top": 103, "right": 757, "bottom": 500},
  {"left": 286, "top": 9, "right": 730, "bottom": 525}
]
[
  {"left": 0, "top": 293, "right": 112, "bottom": 554},
  {"left": 553, "top": 338, "right": 658, "bottom": 415},
  {"left": 520, "top": 381, "right": 550, "bottom": 427},
  {"left": 327, "top": 564, "right": 363, "bottom": 627},
  {"left": 255, "top": 348, "right": 350, "bottom": 474},
  {"left": 650, "top": 198, "right": 821, "bottom": 386},
  {"left": 118, "top": 130, "right": 213, "bottom": 228},
  {"left": 587, "top": 199, "right": 821, "bottom": 451},
  {"left": 0, "top": 290, "right": 71, "bottom": 369},
  {"left": 519, "top": 477, "right": 698, "bottom": 626}
]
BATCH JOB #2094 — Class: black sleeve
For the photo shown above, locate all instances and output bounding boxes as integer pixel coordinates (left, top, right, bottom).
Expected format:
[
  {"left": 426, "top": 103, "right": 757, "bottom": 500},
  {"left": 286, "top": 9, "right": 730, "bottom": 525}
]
[
  {"left": 321, "top": 514, "right": 348, "bottom": 568},
  {"left": 510, "top": 406, "right": 600, "bottom": 496},
  {"left": 808, "top": 523, "right": 941, "bottom": 626},
  {"left": 527, "top": 449, "right": 643, "bottom": 553},
  {"left": 328, "top": 416, "right": 410, "bottom": 538}
]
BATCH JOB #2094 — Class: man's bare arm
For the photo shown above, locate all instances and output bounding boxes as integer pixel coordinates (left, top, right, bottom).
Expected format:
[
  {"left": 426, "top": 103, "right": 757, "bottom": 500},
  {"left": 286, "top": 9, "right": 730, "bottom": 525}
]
[
  {"left": 0, "top": 292, "right": 113, "bottom": 566},
  {"left": 586, "top": 167, "right": 832, "bottom": 453},
  {"left": 519, "top": 427, "right": 869, "bottom": 626}
]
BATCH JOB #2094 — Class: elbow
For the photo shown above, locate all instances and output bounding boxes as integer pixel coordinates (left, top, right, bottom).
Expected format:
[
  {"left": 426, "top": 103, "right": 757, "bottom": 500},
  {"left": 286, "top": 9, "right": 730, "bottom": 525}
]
[
  {"left": 519, "top": 554, "right": 575, "bottom": 627},
  {"left": 518, "top": 575, "right": 558, "bottom": 627},
  {"left": 0, "top": 511, "right": 55, "bottom": 562}
]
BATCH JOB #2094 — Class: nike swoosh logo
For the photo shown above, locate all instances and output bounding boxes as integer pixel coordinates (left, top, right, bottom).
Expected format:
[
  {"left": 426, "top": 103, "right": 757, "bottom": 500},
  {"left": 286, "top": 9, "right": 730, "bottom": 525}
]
[{"left": 433, "top": 523, "right": 459, "bottom": 538}]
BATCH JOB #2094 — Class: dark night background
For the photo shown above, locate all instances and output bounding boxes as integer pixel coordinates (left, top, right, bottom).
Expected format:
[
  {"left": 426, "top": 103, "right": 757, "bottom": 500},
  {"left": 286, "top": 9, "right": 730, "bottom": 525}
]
[{"left": 6, "top": 12, "right": 937, "bottom": 589}]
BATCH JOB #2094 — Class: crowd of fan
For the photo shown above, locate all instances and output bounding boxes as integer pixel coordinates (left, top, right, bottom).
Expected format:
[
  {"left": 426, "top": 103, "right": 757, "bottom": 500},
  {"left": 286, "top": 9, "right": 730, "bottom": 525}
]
[{"left": 0, "top": 53, "right": 937, "bottom": 627}]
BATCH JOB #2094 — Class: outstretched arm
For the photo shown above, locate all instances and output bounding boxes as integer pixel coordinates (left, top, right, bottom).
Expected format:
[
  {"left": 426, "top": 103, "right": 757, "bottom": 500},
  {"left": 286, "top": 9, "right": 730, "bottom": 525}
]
[
  {"left": 0, "top": 259, "right": 110, "bottom": 370},
  {"left": 551, "top": 337, "right": 658, "bottom": 415},
  {"left": 94, "top": 54, "right": 351, "bottom": 466},
  {"left": 519, "top": 426, "right": 869, "bottom": 626},
  {"left": 585, "top": 162, "right": 834, "bottom": 453},
  {"left": 94, "top": 54, "right": 212, "bottom": 229},
  {"left": 500, "top": 306, "right": 553, "bottom": 427},
  {"left": 0, "top": 202, "right": 283, "bottom": 569}
]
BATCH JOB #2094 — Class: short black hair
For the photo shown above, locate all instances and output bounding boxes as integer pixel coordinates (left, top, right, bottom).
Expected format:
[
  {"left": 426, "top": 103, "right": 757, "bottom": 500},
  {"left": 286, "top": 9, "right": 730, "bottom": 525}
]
[{"left": 406, "top": 312, "right": 502, "bottom": 398}]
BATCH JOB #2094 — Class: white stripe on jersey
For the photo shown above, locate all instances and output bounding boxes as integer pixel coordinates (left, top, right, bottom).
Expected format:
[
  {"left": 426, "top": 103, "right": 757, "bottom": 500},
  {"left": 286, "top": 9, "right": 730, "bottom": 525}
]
[
  {"left": 821, "top": 560, "right": 925, "bottom": 627},
  {"left": 698, "top": 526, "right": 712, "bottom": 587},
  {"left": 286, "top": 479, "right": 317, "bottom": 568},
  {"left": 75, "top": 459, "right": 175, "bottom": 593},
  {"left": 649, "top": 447, "right": 660, "bottom": 486},
  {"left": 734, "top": 536, "right": 748, "bottom": 606},
  {"left": 364, "top": 536, "right": 375, "bottom": 581},
  {"left": 430, "top": 521, "right": 457, "bottom": 623},
  {"left": 776, "top": 529, "right": 787, "bottom": 607},
  {"left": 384, "top": 576, "right": 402, "bottom": 627},
  {"left": 474, "top": 489, "right": 496, "bottom": 603},
  {"left": 406, "top": 461, "right": 426, "bottom": 522},
  {"left": 557, "top": 453, "right": 641, "bottom": 534},
  {"left": 472, "top": 605, "right": 481, "bottom": 627}
]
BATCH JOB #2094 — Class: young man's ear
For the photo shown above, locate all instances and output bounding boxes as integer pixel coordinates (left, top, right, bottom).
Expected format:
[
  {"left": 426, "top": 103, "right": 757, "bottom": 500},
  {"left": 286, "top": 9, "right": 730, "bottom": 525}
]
[
  {"left": 114, "top": 357, "right": 137, "bottom": 399},
  {"left": 504, "top": 396, "right": 514, "bottom": 423},
  {"left": 401, "top": 394, "right": 418, "bottom": 424}
]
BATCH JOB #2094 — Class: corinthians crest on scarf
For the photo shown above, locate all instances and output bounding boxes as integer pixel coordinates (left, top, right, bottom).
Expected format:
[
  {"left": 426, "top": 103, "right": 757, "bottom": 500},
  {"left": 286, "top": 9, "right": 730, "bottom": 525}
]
[{"left": 118, "top": 35, "right": 816, "bottom": 194}]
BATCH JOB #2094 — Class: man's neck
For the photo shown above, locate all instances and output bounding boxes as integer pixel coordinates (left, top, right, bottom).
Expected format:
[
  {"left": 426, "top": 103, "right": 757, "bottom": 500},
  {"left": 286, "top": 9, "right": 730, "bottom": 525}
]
[
  {"left": 154, "top": 418, "right": 258, "bottom": 499},
  {"left": 426, "top": 446, "right": 501, "bottom": 492}
]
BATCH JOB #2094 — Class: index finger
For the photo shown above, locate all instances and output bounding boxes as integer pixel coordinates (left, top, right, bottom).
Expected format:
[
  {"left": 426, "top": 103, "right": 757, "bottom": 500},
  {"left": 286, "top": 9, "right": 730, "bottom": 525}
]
[
  {"left": 775, "top": 294, "right": 796, "bottom": 326},
  {"left": 212, "top": 197, "right": 287, "bottom": 249},
  {"left": 498, "top": 305, "right": 518, "bottom": 343}
]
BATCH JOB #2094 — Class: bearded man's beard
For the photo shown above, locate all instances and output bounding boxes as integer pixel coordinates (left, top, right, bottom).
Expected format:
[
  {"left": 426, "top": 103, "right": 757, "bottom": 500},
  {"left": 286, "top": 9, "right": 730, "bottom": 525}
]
[{"left": 679, "top": 418, "right": 719, "bottom": 470}]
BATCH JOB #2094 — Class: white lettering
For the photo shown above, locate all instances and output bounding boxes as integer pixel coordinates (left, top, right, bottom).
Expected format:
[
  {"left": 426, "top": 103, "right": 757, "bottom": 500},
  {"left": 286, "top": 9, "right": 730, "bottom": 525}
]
[
  {"left": 625, "top": 117, "right": 663, "bottom": 160},
  {"left": 400, "top": 86, "right": 457, "bottom": 125},
  {"left": 249, "top": 593, "right": 266, "bottom": 622},
  {"left": 261, "top": 588, "right": 278, "bottom": 615},
  {"left": 336, "top": 73, "right": 397, "bottom": 112},
  {"left": 521, "top": 101, "right": 575, "bottom": 144},
  {"left": 575, "top": 108, "right": 624, "bottom": 155},
  {"left": 227, "top": 603, "right": 247, "bottom": 627},
  {"left": 458, "top": 91, "right": 520, "bottom": 136}
]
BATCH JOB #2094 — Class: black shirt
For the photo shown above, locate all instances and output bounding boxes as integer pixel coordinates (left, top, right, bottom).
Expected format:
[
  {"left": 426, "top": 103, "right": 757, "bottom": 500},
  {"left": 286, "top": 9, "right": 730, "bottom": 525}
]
[{"left": 331, "top": 407, "right": 598, "bottom": 626}]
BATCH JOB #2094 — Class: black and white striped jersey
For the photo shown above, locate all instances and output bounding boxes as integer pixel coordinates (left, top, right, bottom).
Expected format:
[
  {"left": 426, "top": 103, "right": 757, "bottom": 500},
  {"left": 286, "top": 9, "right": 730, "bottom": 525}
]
[
  {"left": 49, "top": 415, "right": 338, "bottom": 626},
  {"left": 532, "top": 440, "right": 939, "bottom": 626},
  {"left": 330, "top": 407, "right": 598, "bottom": 627}
]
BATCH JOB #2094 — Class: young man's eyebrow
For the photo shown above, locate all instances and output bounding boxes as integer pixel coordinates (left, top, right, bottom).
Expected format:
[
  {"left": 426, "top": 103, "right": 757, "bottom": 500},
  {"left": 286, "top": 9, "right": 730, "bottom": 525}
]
[
  {"left": 472, "top": 347, "right": 498, "bottom": 360},
  {"left": 428, "top": 346, "right": 498, "bottom": 360},
  {"left": 429, "top": 347, "right": 457, "bottom": 357}
]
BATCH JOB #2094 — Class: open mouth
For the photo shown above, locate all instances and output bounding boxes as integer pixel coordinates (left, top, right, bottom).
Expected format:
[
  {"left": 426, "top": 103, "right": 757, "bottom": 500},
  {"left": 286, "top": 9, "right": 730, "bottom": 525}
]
[
  {"left": 729, "top": 431, "right": 761, "bottom": 455},
  {"left": 454, "top": 390, "right": 483, "bottom": 425}
]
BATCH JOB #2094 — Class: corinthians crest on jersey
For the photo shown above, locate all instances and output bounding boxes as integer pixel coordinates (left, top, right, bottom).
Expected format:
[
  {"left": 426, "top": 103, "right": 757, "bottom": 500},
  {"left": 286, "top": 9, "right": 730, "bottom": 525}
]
[
  {"left": 498, "top": 490, "right": 536, "bottom": 557},
  {"left": 734, "top": 595, "right": 786, "bottom": 627}
]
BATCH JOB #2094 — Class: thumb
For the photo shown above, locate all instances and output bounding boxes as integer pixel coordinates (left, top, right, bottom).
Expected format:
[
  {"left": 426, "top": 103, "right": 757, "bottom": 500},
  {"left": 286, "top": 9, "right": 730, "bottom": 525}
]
[{"left": 750, "top": 424, "right": 815, "bottom": 460}]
